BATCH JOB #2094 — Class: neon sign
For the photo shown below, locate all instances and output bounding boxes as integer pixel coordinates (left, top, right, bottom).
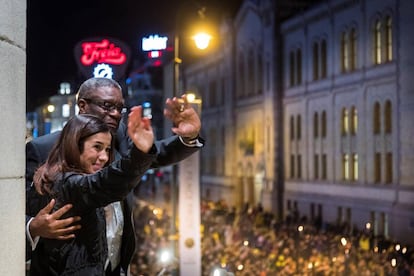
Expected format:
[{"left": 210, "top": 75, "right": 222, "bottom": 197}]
[
  {"left": 93, "top": 64, "right": 114, "bottom": 79},
  {"left": 142, "top": 35, "right": 168, "bottom": 51},
  {"left": 81, "top": 39, "right": 126, "bottom": 66},
  {"left": 74, "top": 37, "right": 130, "bottom": 80}
]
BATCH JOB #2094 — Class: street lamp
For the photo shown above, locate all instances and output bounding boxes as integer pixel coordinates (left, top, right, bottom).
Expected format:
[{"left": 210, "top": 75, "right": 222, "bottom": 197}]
[
  {"left": 178, "top": 93, "right": 202, "bottom": 276},
  {"left": 295, "top": 225, "right": 304, "bottom": 274},
  {"left": 192, "top": 32, "right": 212, "bottom": 50},
  {"left": 169, "top": 14, "right": 211, "bottom": 276}
]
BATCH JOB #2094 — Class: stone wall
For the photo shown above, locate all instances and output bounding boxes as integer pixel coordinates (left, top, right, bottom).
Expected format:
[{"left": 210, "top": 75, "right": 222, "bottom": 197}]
[{"left": 0, "top": 0, "right": 26, "bottom": 275}]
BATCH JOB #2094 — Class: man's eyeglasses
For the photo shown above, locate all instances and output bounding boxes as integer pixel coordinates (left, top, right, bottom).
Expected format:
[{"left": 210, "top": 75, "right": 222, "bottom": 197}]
[{"left": 83, "top": 98, "right": 125, "bottom": 113}]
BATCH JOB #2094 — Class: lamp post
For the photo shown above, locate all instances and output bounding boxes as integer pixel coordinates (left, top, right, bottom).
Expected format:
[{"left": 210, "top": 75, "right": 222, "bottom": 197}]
[
  {"left": 169, "top": 20, "right": 211, "bottom": 276},
  {"left": 295, "top": 225, "right": 304, "bottom": 274},
  {"left": 178, "top": 93, "right": 202, "bottom": 276},
  {"left": 170, "top": 33, "right": 181, "bottom": 264}
]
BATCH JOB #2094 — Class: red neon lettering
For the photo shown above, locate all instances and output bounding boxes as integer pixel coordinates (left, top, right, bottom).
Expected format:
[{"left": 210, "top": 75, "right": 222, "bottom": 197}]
[{"left": 80, "top": 39, "right": 126, "bottom": 66}]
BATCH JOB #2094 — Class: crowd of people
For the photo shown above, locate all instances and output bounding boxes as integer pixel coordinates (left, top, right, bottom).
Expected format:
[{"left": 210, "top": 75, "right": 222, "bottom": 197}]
[{"left": 130, "top": 196, "right": 414, "bottom": 276}]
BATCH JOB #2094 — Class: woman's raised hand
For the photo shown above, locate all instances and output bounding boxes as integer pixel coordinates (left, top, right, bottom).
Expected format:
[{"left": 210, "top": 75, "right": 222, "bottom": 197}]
[{"left": 127, "top": 106, "right": 154, "bottom": 153}]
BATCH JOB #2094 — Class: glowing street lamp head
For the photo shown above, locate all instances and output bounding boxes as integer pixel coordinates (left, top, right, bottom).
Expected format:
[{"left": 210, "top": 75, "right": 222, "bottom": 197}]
[
  {"left": 193, "top": 32, "right": 212, "bottom": 50},
  {"left": 186, "top": 93, "right": 196, "bottom": 102},
  {"left": 47, "top": 104, "right": 55, "bottom": 113}
]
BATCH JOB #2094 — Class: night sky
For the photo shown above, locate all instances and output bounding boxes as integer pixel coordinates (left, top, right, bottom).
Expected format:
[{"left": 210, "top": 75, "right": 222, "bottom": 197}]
[{"left": 26, "top": 0, "right": 242, "bottom": 112}]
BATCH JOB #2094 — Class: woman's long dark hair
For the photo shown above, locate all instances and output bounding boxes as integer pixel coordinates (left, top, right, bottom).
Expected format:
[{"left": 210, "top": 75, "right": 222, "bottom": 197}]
[{"left": 34, "top": 114, "right": 114, "bottom": 195}]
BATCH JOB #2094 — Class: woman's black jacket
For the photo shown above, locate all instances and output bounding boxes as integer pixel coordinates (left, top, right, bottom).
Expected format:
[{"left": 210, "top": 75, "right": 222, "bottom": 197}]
[{"left": 29, "top": 145, "right": 156, "bottom": 276}]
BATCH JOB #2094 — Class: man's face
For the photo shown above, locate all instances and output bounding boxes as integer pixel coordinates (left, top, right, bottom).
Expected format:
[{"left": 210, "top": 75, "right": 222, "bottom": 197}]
[{"left": 78, "top": 86, "right": 124, "bottom": 133}]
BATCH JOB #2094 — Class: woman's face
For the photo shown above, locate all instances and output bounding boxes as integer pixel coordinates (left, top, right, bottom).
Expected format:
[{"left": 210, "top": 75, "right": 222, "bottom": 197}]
[{"left": 79, "top": 132, "right": 112, "bottom": 173}]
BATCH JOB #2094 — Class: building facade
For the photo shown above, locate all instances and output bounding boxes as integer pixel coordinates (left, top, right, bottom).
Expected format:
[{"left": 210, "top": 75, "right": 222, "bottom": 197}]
[{"left": 184, "top": 0, "right": 414, "bottom": 245}]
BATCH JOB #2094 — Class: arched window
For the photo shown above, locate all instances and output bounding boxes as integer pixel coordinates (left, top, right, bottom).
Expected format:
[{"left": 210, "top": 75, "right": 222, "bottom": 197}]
[
  {"left": 322, "top": 154, "right": 327, "bottom": 179},
  {"left": 373, "top": 102, "right": 381, "bottom": 134},
  {"left": 374, "top": 20, "right": 382, "bottom": 64},
  {"left": 342, "top": 108, "right": 349, "bottom": 135},
  {"left": 314, "top": 154, "right": 319, "bottom": 179},
  {"left": 248, "top": 48, "right": 255, "bottom": 96},
  {"left": 385, "top": 152, "right": 393, "bottom": 184},
  {"left": 314, "top": 112, "right": 319, "bottom": 138},
  {"left": 321, "top": 40, "right": 327, "bottom": 78},
  {"left": 385, "top": 16, "right": 393, "bottom": 62},
  {"left": 384, "top": 100, "right": 392, "bottom": 133},
  {"left": 352, "top": 153, "right": 358, "bottom": 181},
  {"left": 296, "top": 114, "right": 302, "bottom": 140},
  {"left": 289, "top": 51, "right": 295, "bottom": 86},
  {"left": 343, "top": 154, "right": 349, "bottom": 180},
  {"left": 313, "top": 42, "right": 319, "bottom": 80},
  {"left": 321, "top": 111, "right": 327, "bottom": 138},
  {"left": 296, "top": 48, "right": 302, "bottom": 84},
  {"left": 374, "top": 152, "right": 381, "bottom": 183},
  {"left": 350, "top": 28, "right": 357, "bottom": 70},
  {"left": 341, "top": 31, "right": 349, "bottom": 72},
  {"left": 351, "top": 106, "right": 358, "bottom": 135}
]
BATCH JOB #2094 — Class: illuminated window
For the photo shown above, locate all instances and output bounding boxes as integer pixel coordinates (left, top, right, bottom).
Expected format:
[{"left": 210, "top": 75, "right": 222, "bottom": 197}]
[
  {"left": 385, "top": 152, "right": 393, "bottom": 184},
  {"left": 321, "top": 111, "right": 327, "bottom": 138},
  {"left": 384, "top": 100, "right": 392, "bottom": 134},
  {"left": 321, "top": 40, "right": 327, "bottom": 78},
  {"left": 59, "top": 82, "right": 71, "bottom": 95},
  {"left": 62, "top": 104, "right": 70, "bottom": 118},
  {"left": 374, "top": 20, "right": 382, "bottom": 64},
  {"left": 373, "top": 102, "right": 381, "bottom": 134},
  {"left": 341, "top": 31, "right": 349, "bottom": 72},
  {"left": 374, "top": 153, "right": 381, "bottom": 183},
  {"left": 313, "top": 42, "right": 319, "bottom": 80},
  {"left": 343, "top": 154, "right": 349, "bottom": 180},
  {"left": 385, "top": 16, "right": 393, "bottom": 62},
  {"left": 352, "top": 153, "right": 358, "bottom": 181},
  {"left": 342, "top": 108, "right": 349, "bottom": 136},
  {"left": 351, "top": 106, "right": 358, "bottom": 135},
  {"left": 314, "top": 112, "right": 319, "bottom": 138},
  {"left": 350, "top": 28, "right": 357, "bottom": 70}
]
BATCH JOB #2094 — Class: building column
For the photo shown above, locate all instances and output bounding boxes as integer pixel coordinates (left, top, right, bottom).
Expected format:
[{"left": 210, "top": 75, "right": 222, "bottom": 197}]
[{"left": 0, "top": 0, "right": 26, "bottom": 275}]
